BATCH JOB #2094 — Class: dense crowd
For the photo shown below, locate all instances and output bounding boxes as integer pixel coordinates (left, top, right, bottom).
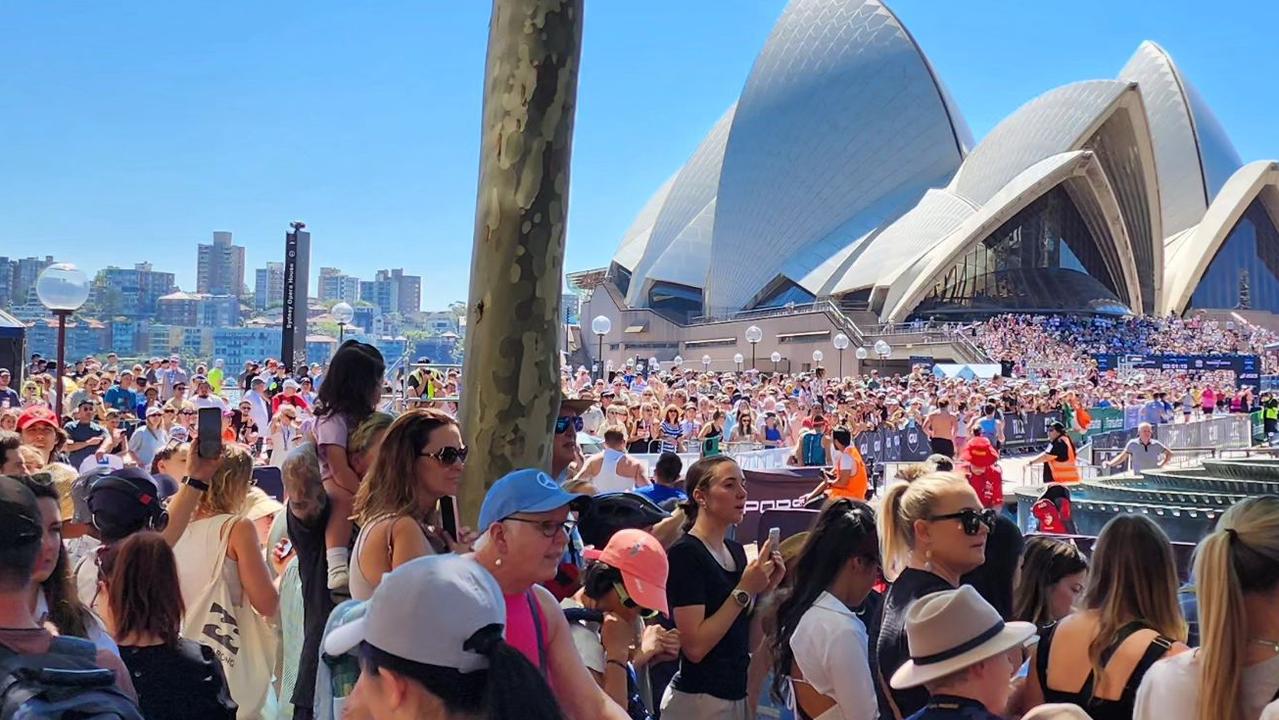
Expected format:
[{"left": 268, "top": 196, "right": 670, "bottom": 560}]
[{"left": 1, "top": 316, "right": 1278, "bottom": 720}]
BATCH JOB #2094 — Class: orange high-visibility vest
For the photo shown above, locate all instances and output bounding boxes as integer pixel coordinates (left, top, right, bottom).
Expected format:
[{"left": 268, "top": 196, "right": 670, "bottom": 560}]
[
  {"left": 1047, "top": 435, "right": 1081, "bottom": 484},
  {"left": 831, "top": 445, "right": 870, "bottom": 500}
]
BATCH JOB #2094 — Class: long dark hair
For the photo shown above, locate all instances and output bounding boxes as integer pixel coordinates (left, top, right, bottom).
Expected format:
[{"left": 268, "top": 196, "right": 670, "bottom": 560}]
[
  {"left": 770, "top": 499, "right": 879, "bottom": 702},
  {"left": 359, "top": 633, "right": 563, "bottom": 720},
  {"left": 314, "top": 340, "right": 385, "bottom": 423},
  {"left": 16, "top": 475, "right": 89, "bottom": 639},
  {"left": 102, "top": 532, "right": 184, "bottom": 646},
  {"left": 1012, "top": 536, "right": 1087, "bottom": 626}
]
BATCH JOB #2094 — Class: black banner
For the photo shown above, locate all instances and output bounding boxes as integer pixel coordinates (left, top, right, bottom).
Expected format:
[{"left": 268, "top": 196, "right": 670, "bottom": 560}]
[
  {"left": 1094, "top": 353, "right": 1261, "bottom": 391},
  {"left": 282, "top": 229, "right": 299, "bottom": 371},
  {"left": 852, "top": 421, "right": 940, "bottom": 467},
  {"left": 741, "top": 468, "right": 825, "bottom": 543}
]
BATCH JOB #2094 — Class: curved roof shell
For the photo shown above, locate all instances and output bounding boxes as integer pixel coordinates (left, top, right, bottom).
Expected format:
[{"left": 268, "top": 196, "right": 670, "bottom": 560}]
[{"left": 702, "top": 0, "right": 970, "bottom": 312}]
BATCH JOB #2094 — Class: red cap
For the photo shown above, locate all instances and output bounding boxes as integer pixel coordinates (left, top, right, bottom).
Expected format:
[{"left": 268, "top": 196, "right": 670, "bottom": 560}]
[
  {"left": 17, "top": 406, "right": 59, "bottom": 432},
  {"left": 961, "top": 436, "right": 999, "bottom": 468},
  {"left": 583, "top": 528, "right": 669, "bottom": 616}
]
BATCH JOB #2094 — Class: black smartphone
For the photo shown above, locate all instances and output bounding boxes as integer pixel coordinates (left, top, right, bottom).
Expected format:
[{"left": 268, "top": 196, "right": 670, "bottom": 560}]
[
  {"left": 439, "top": 496, "right": 459, "bottom": 539},
  {"left": 197, "top": 407, "right": 223, "bottom": 459}
]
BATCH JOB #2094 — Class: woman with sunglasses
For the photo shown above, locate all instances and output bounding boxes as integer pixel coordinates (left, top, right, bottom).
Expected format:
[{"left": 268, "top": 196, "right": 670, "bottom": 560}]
[
  {"left": 772, "top": 499, "right": 881, "bottom": 720},
  {"left": 349, "top": 409, "right": 472, "bottom": 601},
  {"left": 874, "top": 472, "right": 992, "bottom": 719},
  {"left": 563, "top": 528, "right": 673, "bottom": 718}
]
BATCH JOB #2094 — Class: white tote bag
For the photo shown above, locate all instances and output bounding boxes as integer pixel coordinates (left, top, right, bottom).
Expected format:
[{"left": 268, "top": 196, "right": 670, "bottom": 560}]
[{"left": 182, "top": 516, "right": 278, "bottom": 720}]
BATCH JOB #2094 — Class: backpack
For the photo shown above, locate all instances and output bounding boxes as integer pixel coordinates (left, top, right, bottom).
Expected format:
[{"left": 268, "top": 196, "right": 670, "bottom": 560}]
[{"left": 0, "top": 636, "right": 145, "bottom": 720}]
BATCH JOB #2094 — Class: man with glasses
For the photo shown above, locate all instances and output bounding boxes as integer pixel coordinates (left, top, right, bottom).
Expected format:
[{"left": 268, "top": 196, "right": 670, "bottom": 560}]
[
  {"left": 64, "top": 401, "right": 112, "bottom": 469},
  {"left": 553, "top": 398, "right": 593, "bottom": 484}
]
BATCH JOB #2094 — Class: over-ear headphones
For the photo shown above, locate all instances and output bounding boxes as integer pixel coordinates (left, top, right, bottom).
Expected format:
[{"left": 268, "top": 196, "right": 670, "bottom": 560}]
[{"left": 87, "top": 471, "right": 170, "bottom": 534}]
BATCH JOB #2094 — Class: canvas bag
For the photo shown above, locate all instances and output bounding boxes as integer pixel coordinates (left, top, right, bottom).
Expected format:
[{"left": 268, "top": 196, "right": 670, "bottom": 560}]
[{"left": 181, "top": 515, "right": 277, "bottom": 719}]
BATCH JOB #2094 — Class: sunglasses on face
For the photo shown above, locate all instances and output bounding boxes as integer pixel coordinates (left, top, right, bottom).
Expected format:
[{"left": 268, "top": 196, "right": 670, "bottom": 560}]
[
  {"left": 928, "top": 507, "right": 997, "bottom": 536},
  {"left": 181, "top": 410, "right": 195, "bottom": 416},
  {"left": 613, "top": 582, "right": 659, "bottom": 620},
  {"left": 555, "top": 415, "right": 584, "bottom": 435},
  {"left": 420, "top": 445, "right": 468, "bottom": 466},
  {"left": 504, "top": 516, "right": 577, "bottom": 539}
]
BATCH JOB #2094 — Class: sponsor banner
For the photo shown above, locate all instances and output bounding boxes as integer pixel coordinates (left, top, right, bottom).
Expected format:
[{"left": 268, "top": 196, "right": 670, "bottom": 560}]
[
  {"left": 1094, "top": 353, "right": 1261, "bottom": 391},
  {"left": 741, "top": 468, "right": 825, "bottom": 543},
  {"left": 1085, "top": 408, "right": 1126, "bottom": 439}
]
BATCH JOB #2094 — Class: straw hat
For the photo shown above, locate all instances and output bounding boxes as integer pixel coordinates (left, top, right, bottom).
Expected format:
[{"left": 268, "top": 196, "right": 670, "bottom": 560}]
[{"left": 890, "top": 585, "right": 1037, "bottom": 689}]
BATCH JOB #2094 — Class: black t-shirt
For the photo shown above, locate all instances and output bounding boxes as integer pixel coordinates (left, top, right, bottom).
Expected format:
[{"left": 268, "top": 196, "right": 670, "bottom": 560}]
[
  {"left": 961, "top": 515, "right": 1024, "bottom": 620},
  {"left": 288, "top": 495, "right": 334, "bottom": 711},
  {"left": 1042, "top": 437, "right": 1070, "bottom": 483},
  {"left": 665, "top": 534, "right": 749, "bottom": 700},
  {"left": 119, "top": 639, "right": 237, "bottom": 720},
  {"left": 871, "top": 567, "right": 953, "bottom": 718}
]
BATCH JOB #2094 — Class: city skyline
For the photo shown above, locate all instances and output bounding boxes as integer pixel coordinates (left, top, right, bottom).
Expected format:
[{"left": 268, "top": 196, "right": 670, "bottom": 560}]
[{"left": 2, "top": 2, "right": 1278, "bottom": 308}]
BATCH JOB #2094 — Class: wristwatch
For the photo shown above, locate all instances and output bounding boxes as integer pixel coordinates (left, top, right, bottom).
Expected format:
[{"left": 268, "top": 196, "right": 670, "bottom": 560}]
[
  {"left": 731, "top": 588, "right": 752, "bottom": 608},
  {"left": 182, "top": 476, "right": 210, "bottom": 492}
]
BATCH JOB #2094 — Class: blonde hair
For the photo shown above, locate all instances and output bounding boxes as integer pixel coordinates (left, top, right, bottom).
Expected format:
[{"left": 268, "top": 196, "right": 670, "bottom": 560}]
[
  {"left": 878, "top": 472, "right": 968, "bottom": 581},
  {"left": 349, "top": 411, "right": 395, "bottom": 456},
  {"left": 1083, "top": 514, "right": 1185, "bottom": 687},
  {"left": 1193, "top": 496, "right": 1279, "bottom": 720},
  {"left": 199, "top": 444, "right": 254, "bottom": 516},
  {"left": 41, "top": 463, "right": 79, "bottom": 520}
]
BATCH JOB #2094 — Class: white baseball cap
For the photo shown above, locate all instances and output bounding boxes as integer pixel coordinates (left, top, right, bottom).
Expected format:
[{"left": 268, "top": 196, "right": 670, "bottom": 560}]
[{"left": 324, "top": 554, "right": 505, "bottom": 674}]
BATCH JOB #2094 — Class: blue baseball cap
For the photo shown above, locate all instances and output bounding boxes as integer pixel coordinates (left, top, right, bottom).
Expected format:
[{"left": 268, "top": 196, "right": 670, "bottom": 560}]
[{"left": 478, "top": 469, "right": 591, "bottom": 532}]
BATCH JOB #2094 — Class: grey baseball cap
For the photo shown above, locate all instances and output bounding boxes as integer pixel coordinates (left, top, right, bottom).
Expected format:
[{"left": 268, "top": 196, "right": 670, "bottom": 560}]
[{"left": 324, "top": 554, "right": 505, "bottom": 673}]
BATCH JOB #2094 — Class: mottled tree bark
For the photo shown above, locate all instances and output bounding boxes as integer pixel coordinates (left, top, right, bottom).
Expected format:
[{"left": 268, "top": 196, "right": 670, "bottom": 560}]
[{"left": 459, "top": 0, "right": 582, "bottom": 523}]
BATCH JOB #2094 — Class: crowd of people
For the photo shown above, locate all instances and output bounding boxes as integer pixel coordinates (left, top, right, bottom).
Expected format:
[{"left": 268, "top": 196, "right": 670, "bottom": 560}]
[{"left": 0, "top": 312, "right": 1278, "bottom": 720}]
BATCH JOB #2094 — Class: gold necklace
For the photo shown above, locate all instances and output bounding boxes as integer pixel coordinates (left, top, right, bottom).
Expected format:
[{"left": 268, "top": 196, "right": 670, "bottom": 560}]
[{"left": 1251, "top": 638, "right": 1279, "bottom": 653}]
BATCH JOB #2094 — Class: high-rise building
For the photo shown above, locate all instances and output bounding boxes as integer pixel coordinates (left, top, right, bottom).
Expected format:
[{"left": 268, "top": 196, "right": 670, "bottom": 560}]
[
  {"left": 318, "top": 267, "right": 361, "bottom": 304},
  {"left": 0, "top": 258, "right": 13, "bottom": 307},
  {"left": 359, "top": 268, "right": 421, "bottom": 316},
  {"left": 94, "top": 263, "right": 176, "bottom": 319},
  {"left": 156, "top": 291, "right": 241, "bottom": 328},
  {"left": 197, "top": 231, "right": 246, "bottom": 298},
  {"left": 12, "top": 256, "right": 54, "bottom": 307},
  {"left": 254, "top": 262, "right": 285, "bottom": 310}
]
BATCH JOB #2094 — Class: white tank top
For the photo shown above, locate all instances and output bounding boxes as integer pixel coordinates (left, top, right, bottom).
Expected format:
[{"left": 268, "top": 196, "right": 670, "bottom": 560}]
[
  {"left": 172, "top": 515, "right": 243, "bottom": 608},
  {"left": 592, "top": 448, "right": 634, "bottom": 494}
]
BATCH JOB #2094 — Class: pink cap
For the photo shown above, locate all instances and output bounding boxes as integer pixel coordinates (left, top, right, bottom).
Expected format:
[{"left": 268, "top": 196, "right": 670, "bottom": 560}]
[{"left": 583, "top": 528, "right": 669, "bottom": 616}]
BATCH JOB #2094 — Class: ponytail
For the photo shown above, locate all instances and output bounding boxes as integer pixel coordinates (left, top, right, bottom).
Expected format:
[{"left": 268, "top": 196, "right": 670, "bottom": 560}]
[
  {"left": 877, "top": 472, "right": 967, "bottom": 581},
  {"left": 481, "top": 641, "right": 564, "bottom": 720},
  {"left": 1193, "top": 495, "right": 1279, "bottom": 720},
  {"left": 681, "top": 456, "right": 736, "bottom": 532},
  {"left": 1194, "top": 531, "right": 1245, "bottom": 720}
]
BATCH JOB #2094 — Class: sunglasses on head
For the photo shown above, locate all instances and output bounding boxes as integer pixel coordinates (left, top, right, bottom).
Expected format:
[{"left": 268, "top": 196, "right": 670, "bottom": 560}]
[
  {"left": 555, "top": 415, "right": 584, "bottom": 435},
  {"left": 420, "top": 445, "right": 468, "bottom": 466},
  {"left": 613, "top": 581, "right": 659, "bottom": 620},
  {"left": 928, "top": 507, "right": 997, "bottom": 536}
]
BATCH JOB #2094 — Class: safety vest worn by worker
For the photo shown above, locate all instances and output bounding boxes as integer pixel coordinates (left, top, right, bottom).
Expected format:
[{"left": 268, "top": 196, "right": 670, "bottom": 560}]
[
  {"left": 830, "top": 445, "right": 869, "bottom": 501},
  {"left": 1047, "top": 435, "right": 1081, "bottom": 484}
]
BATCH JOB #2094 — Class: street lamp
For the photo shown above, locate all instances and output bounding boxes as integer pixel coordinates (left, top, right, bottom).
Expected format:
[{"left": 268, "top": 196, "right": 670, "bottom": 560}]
[
  {"left": 702, "top": 354, "right": 711, "bottom": 372},
  {"left": 649, "top": 356, "right": 659, "bottom": 376},
  {"left": 833, "top": 332, "right": 850, "bottom": 378},
  {"left": 332, "top": 302, "right": 354, "bottom": 343},
  {"left": 874, "top": 339, "right": 891, "bottom": 360},
  {"left": 812, "top": 349, "right": 824, "bottom": 369},
  {"left": 734, "top": 353, "right": 744, "bottom": 371},
  {"left": 673, "top": 354, "right": 683, "bottom": 367},
  {"left": 36, "top": 263, "right": 89, "bottom": 420},
  {"left": 855, "top": 346, "right": 869, "bottom": 372},
  {"left": 770, "top": 351, "right": 782, "bottom": 373},
  {"left": 744, "top": 325, "right": 763, "bottom": 370},
  {"left": 591, "top": 315, "right": 612, "bottom": 380}
]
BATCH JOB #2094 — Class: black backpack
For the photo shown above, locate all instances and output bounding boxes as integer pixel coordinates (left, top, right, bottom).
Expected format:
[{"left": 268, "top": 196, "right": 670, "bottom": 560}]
[{"left": 0, "top": 636, "right": 145, "bottom": 720}]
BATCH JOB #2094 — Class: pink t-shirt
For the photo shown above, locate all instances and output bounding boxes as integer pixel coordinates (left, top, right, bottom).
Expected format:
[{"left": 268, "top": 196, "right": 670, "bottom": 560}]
[
  {"left": 505, "top": 590, "right": 552, "bottom": 686},
  {"left": 313, "top": 413, "right": 350, "bottom": 482}
]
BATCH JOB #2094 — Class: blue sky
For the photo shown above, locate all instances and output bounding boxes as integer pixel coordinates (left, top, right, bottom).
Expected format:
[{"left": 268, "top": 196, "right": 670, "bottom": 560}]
[{"left": 2, "top": 1, "right": 1277, "bottom": 311}]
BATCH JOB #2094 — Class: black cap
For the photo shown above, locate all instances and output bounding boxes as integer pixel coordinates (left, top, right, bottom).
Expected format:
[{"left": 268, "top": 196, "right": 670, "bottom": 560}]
[
  {"left": 576, "top": 492, "right": 670, "bottom": 549},
  {"left": 1050, "top": 421, "right": 1068, "bottom": 433},
  {"left": 84, "top": 468, "right": 166, "bottom": 539},
  {"left": 0, "top": 475, "right": 42, "bottom": 547}
]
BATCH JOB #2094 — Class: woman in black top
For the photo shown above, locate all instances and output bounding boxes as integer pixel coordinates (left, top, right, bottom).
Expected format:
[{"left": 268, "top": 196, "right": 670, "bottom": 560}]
[
  {"left": 101, "top": 531, "right": 237, "bottom": 720},
  {"left": 663, "top": 456, "right": 783, "bottom": 719},
  {"left": 873, "top": 472, "right": 992, "bottom": 719}
]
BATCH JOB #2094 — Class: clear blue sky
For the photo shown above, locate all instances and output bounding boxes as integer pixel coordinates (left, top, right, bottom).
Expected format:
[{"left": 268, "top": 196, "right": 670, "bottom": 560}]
[{"left": 2, "top": 1, "right": 1277, "bottom": 311}]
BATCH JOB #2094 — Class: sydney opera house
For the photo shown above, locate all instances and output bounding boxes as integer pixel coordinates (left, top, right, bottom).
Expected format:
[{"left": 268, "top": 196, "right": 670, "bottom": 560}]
[{"left": 581, "top": 0, "right": 1279, "bottom": 343}]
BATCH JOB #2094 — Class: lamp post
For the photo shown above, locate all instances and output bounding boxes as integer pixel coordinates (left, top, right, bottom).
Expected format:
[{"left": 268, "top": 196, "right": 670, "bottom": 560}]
[
  {"left": 770, "top": 351, "right": 781, "bottom": 374},
  {"left": 35, "top": 263, "right": 89, "bottom": 420},
  {"left": 649, "top": 356, "right": 659, "bottom": 377},
  {"left": 673, "top": 354, "right": 683, "bottom": 368},
  {"left": 855, "top": 346, "right": 869, "bottom": 374},
  {"left": 874, "top": 339, "right": 891, "bottom": 361},
  {"left": 332, "top": 302, "right": 354, "bottom": 344},
  {"left": 702, "top": 354, "right": 711, "bottom": 372},
  {"left": 744, "top": 325, "right": 763, "bottom": 370},
  {"left": 591, "top": 315, "right": 612, "bottom": 380},
  {"left": 812, "top": 349, "right": 823, "bottom": 371},
  {"left": 833, "top": 332, "right": 850, "bottom": 379},
  {"left": 734, "top": 353, "right": 744, "bottom": 372}
]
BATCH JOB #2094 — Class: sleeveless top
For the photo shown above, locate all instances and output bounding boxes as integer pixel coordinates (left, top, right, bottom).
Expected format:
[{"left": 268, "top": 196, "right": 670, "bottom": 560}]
[
  {"left": 172, "top": 515, "right": 243, "bottom": 609},
  {"left": 801, "top": 433, "right": 825, "bottom": 466},
  {"left": 593, "top": 448, "right": 633, "bottom": 494},
  {"left": 1035, "top": 620, "right": 1174, "bottom": 720},
  {"left": 351, "top": 515, "right": 446, "bottom": 601},
  {"left": 765, "top": 426, "right": 783, "bottom": 443},
  {"left": 505, "top": 590, "right": 552, "bottom": 685}
]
